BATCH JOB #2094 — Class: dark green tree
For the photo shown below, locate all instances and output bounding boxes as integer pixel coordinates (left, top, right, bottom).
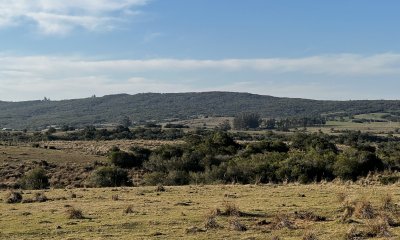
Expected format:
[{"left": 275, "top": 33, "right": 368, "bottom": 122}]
[{"left": 233, "top": 112, "right": 261, "bottom": 130}]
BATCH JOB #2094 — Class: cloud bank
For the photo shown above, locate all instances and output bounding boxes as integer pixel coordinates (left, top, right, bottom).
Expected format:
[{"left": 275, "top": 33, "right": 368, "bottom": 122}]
[
  {"left": 0, "top": 53, "right": 399, "bottom": 101},
  {"left": 0, "top": 0, "right": 149, "bottom": 34}
]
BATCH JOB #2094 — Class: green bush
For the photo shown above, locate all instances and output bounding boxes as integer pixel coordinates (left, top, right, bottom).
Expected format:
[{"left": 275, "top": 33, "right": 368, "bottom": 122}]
[
  {"left": 19, "top": 167, "right": 50, "bottom": 190},
  {"left": 142, "top": 172, "right": 167, "bottom": 186},
  {"left": 233, "top": 112, "right": 261, "bottom": 130},
  {"left": 109, "top": 151, "right": 142, "bottom": 168},
  {"left": 334, "top": 149, "right": 384, "bottom": 180},
  {"left": 243, "top": 140, "right": 289, "bottom": 156},
  {"left": 129, "top": 146, "right": 151, "bottom": 161},
  {"left": 89, "top": 166, "right": 130, "bottom": 187},
  {"left": 378, "top": 174, "right": 400, "bottom": 185},
  {"left": 275, "top": 150, "right": 336, "bottom": 183},
  {"left": 164, "top": 171, "right": 190, "bottom": 185}
]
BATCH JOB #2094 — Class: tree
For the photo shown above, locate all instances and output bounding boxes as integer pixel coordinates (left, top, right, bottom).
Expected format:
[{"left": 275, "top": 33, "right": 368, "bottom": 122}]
[
  {"left": 333, "top": 149, "right": 384, "bottom": 180},
  {"left": 215, "top": 120, "right": 231, "bottom": 131},
  {"left": 119, "top": 116, "right": 132, "bottom": 128},
  {"left": 89, "top": 166, "right": 130, "bottom": 187},
  {"left": 109, "top": 150, "right": 142, "bottom": 168},
  {"left": 233, "top": 112, "right": 261, "bottom": 130},
  {"left": 19, "top": 167, "right": 49, "bottom": 189}
]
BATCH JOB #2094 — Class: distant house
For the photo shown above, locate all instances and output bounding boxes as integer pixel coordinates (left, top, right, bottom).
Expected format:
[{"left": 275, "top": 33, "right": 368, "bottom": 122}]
[{"left": 2, "top": 128, "right": 12, "bottom": 131}]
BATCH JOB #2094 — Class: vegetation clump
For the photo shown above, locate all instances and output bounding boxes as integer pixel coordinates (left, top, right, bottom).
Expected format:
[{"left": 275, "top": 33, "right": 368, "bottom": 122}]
[
  {"left": 19, "top": 167, "right": 49, "bottom": 190},
  {"left": 271, "top": 214, "right": 296, "bottom": 230},
  {"left": 354, "top": 200, "right": 376, "bottom": 219},
  {"left": 302, "top": 231, "right": 319, "bottom": 240},
  {"left": 66, "top": 207, "right": 84, "bottom": 219},
  {"left": 229, "top": 218, "right": 247, "bottom": 231},
  {"left": 89, "top": 166, "right": 130, "bottom": 187},
  {"left": 204, "top": 211, "right": 221, "bottom": 229},
  {"left": 109, "top": 150, "right": 142, "bottom": 168},
  {"left": 5, "top": 191, "right": 23, "bottom": 204}
]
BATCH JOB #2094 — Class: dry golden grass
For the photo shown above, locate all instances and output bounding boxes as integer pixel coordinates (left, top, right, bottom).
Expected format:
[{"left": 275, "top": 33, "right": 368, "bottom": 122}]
[
  {"left": 0, "top": 145, "right": 106, "bottom": 165},
  {"left": 1, "top": 183, "right": 400, "bottom": 239}
]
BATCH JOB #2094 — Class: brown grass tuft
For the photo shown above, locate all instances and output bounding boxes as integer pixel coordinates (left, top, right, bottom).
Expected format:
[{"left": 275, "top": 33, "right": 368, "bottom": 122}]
[
  {"left": 34, "top": 192, "right": 48, "bottom": 202},
  {"left": 378, "top": 212, "right": 399, "bottom": 227},
  {"left": 156, "top": 184, "right": 165, "bottom": 192},
  {"left": 221, "top": 201, "right": 240, "bottom": 216},
  {"left": 204, "top": 210, "right": 221, "bottom": 229},
  {"left": 66, "top": 207, "right": 84, "bottom": 219},
  {"left": 302, "top": 231, "right": 319, "bottom": 240},
  {"left": 124, "top": 205, "right": 135, "bottom": 214},
  {"left": 5, "top": 191, "right": 23, "bottom": 204},
  {"left": 229, "top": 218, "right": 247, "bottom": 231},
  {"left": 294, "top": 211, "right": 326, "bottom": 222},
  {"left": 185, "top": 226, "right": 206, "bottom": 234},
  {"left": 354, "top": 199, "right": 375, "bottom": 219},
  {"left": 112, "top": 195, "right": 119, "bottom": 201},
  {"left": 344, "top": 226, "right": 362, "bottom": 240},
  {"left": 336, "top": 192, "right": 348, "bottom": 203},
  {"left": 380, "top": 194, "right": 398, "bottom": 213},
  {"left": 271, "top": 214, "right": 296, "bottom": 230},
  {"left": 365, "top": 219, "right": 391, "bottom": 238}
]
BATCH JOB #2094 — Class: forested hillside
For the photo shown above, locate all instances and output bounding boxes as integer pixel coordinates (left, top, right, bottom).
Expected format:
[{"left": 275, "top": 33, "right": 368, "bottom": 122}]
[{"left": 0, "top": 92, "right": 399, "bottom": 129}]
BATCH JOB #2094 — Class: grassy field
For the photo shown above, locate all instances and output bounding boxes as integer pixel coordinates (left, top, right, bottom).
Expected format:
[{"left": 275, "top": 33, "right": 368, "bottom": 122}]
[
  {"left": 306, "top": 120, "right": 400, "bottom": 135},
  {"left": 0, "top": 145, "right": 106, "bottom": 166},
  {"left": 1, "top": 183, "right": 400, "bottom": 239},
  {"left": 170, "top": 116, "right": 400, "bottom": 136}
]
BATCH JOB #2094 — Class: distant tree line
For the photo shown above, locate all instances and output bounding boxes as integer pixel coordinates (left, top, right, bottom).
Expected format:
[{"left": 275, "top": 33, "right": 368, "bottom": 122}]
[
  {"left": 232, "top": 113, "right": 326, "bottom": 131},
  {"left": 264, "top": 117, "right": 326, "bottom": 131}
]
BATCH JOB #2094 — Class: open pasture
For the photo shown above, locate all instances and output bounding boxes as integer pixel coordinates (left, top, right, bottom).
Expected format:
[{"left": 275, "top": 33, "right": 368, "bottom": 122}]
[{"left": 1, "top": 184, "right": 400, "bottom": 239}]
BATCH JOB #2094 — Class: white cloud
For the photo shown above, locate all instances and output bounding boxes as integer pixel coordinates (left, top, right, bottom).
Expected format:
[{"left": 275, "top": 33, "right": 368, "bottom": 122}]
[
  {"left": 0, "top": 53, "right": 400, "bottom": 100},
  {"left": 2, "top": 53, "right": 400, "bottom": 75},
  {"left": 0, "top": 0, "right": 149, "bottom": 34}
]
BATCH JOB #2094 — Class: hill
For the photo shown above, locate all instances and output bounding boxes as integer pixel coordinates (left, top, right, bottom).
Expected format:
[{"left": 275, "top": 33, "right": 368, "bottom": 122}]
[{"left": 0, "top": 92, "right": 400, "bottom": 129}]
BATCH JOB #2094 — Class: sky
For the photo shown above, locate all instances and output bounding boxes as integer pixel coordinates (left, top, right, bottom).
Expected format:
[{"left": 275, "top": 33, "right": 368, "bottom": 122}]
[{"left": 1, "top": 0, "right": 400, "bottom": 101}]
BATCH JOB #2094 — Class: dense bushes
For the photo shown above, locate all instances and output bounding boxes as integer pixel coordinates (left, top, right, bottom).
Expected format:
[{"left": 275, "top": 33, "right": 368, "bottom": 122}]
[
  {"left": 333, "top": 149, "right": 384, "bottom": 180},
  {"left": 108, "top": 146, "right": 151, "bottom": 169},
  {"left": 19, "top": 167, "right": 49, "bottom": 190},
  {"left": 233, "top": 112, "right": 261, "bottom": 130},
  {"left": 89, "top": 166, "right": 130, "bottom": 187},
  {"left": 109, "top": 151, "right": 141, "bottom": 168},
  {"left": 139, "top": 131, "right": 392, "bottom": 186},
  {"left": 10, "top": 128, "right": 400, "bottom": 188}
]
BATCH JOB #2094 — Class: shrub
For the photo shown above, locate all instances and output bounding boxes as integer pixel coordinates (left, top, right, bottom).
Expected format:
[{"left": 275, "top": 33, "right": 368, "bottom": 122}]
[
  {"left": 34, "top": 192, "right": 48, "bottom": 202},
  {"left": 156, "top": 184, "right": 166, "bottom": 192},
  {"left": 31, "top": 143, "right": 40, "bottom": 148},
  {"left": 19, "top": 167, "right": 49, "bottom": 190},
  {"left": 66, "top": 207, "right": 84, "bottom": 219},
  {"left": 204, "top": 211, "right": 221, "bottom": 229},
  {"left": 109, "top": 151, "right": 142, "bottom": 168},
  {"left": 129, "top": 146, "right": 151, "bottom": 162},
  {"left": 229, "top": 218, "right": 247, "bottom": 231},
  {"left": 5, "top": 191, "right": 23, "bottom": 203},
  {"left": 233, "top": 112, "right": 261, "bottom": 130},
  {"left": 271, "top": 214, "right": 296, "bottom": 230},
  {"left": 221, "top": 201, "right": 240, "bottom": 216},
  {"left": 142, "top": 172, "right": 166, "bottom": 186},
  {"left": 89, "top": 166, "right": 130, "bottom": 187},
  {"left": 244, "top": 140, "right": 289, "bottom": 155},
  {"left": 334, "top": 149, "right": 384, "bottom": 180},
  {"left": 365, "top": 219, "right": 391, "bottom": 237},
  {"left": 354, "top": 199, "right": 376, "bottom": 219},
  {"left": 165, "top": 171, "right": 190, "bottom": 185}
]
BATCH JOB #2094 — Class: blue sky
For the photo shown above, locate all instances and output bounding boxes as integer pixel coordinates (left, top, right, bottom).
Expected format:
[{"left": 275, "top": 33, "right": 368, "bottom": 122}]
[{"left": 1, "top": 0, "right": 400, "bottom": 101}]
